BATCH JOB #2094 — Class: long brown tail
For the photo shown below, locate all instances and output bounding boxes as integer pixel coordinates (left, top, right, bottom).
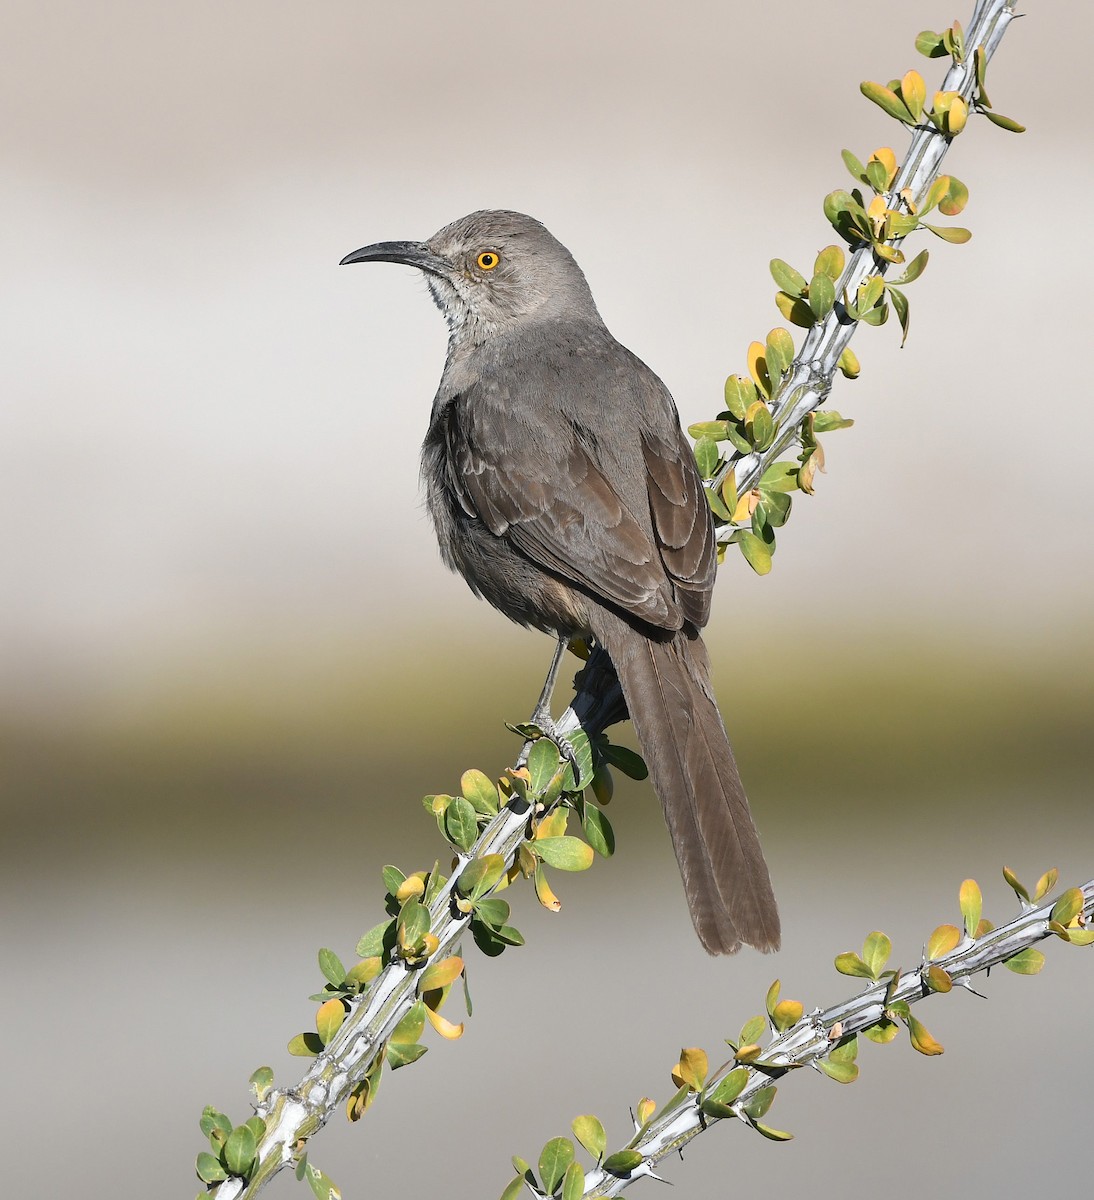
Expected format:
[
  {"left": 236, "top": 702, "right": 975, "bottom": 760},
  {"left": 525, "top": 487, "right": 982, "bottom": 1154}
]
[{"left": 594, "top": 613, "right": 780, "bottom": 955}]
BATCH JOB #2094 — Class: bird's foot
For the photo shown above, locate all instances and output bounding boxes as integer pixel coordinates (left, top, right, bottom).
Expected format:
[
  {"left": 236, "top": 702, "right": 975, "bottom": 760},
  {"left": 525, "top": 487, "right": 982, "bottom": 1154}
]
[{"left": 526, "top": 707, "right": 583, "bottom": 783}]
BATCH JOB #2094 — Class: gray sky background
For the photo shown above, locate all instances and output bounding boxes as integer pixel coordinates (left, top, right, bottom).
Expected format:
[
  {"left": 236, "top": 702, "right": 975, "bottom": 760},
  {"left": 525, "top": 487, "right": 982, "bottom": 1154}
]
[{"left": 3, "top": 0, "right": 1092, "bottom": 717}]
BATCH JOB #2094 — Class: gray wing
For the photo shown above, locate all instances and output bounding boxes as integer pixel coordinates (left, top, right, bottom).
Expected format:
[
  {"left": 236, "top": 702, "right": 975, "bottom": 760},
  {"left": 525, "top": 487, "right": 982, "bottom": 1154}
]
[{"left": 442, "top": 347, "right": 715, "bottom": 632}]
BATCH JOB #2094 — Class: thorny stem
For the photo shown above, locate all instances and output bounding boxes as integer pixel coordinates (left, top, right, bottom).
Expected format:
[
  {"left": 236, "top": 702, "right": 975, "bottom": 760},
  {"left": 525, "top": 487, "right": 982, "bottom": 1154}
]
[
  {"left": 720, "top": 0, "right": 1018, "bottom": 504},
  {"left": 579, "top": 879, "right": 1094, "bottom": 1197}
]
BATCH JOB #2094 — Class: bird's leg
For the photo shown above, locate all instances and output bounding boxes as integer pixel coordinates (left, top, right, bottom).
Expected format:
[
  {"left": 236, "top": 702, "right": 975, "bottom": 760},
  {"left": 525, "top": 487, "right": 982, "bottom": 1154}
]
[
  {"left": 527, "top": 635, "right": 582, "bottom": 779},
  {"left": 530, "top": 634, "right": 568, "bottom": 729}
]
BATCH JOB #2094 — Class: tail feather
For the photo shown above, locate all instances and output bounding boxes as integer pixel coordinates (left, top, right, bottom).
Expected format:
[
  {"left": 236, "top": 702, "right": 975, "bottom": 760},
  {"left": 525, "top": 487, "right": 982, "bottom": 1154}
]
[{"left": 595, "top": 615, "right": 780, "bottom": 955}]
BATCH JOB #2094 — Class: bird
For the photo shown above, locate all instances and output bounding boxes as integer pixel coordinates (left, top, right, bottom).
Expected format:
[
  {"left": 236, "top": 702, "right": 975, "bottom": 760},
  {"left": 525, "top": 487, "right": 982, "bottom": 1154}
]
[{"left": 341, "top": 210, "right": 779, "bottom": 954}]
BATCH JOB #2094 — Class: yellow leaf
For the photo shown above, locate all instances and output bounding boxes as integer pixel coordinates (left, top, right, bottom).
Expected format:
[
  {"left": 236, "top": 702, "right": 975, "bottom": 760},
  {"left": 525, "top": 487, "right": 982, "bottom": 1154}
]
[
  {"left": 636, "top": 1097, "right": 656, "bottom": 1127},
  {"left": 947, "top": 96, "right": 968, "bottom": 134},
  {"left": 927, "top": 924, "right": 961, "bottom": 959},
  {"left": 671, "top": 1047, "right": 708, "bottom": 1091},
  {"left": 418, "top": 956, "right": 464, "bottom": 993},
  {"left": 1033, "top": 868, "right": 1059, "bottom": 902},
  {"left": 316, "top": 998, "right": 346, "bottom": 1045},
  {"left": 873, "top": 146, "right": 898, "bottom": 184},
  {"left": 747, "top": 341, "right": 771, "bottom": 398},
  {"left": 907, "top": 1014, "right": 944, "bottom": 1056},
  {"left": 534, "top": 864, "right": 562, "bottom": 912},
  {"left": 535, "top": 807, "right": 568, "bottom": 839},
  {"left": 425, "top": 1006, "right": 464, "bottom": 1040},
  {"left": 958, "top": 878, "right": 983, "bottom": 936},
  {"left": 731, "top": 490, "right": 754, "bottom": 524},
  {"left": 772, "top": 999, "right": 803, "bottom": 1031},
  {"left": 395, "top": 876, "right": 425, "bottom": 904}
]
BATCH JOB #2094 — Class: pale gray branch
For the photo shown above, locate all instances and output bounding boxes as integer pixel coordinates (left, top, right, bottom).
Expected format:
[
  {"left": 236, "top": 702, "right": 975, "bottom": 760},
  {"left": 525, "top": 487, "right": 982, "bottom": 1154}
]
[{"left": 578, "top": 879, "right": 1094, "bottom": 1198}]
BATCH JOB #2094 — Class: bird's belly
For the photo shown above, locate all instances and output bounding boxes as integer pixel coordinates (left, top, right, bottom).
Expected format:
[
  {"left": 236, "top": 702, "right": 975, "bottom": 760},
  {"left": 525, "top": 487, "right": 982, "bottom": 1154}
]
[{"left": 427, "top": 487, "right": 588, "bottom": 637}]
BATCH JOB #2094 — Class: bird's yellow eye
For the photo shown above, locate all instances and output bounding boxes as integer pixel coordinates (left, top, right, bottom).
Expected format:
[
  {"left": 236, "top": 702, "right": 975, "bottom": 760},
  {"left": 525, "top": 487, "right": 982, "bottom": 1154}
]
[{"left": 476, "top": 250, "right": 500, "bottom": 271}]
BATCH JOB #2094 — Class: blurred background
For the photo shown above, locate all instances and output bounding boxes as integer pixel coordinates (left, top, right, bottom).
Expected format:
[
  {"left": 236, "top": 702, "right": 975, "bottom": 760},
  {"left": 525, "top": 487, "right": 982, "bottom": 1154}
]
[{"left": 2, "top": 1, "right": 1091, "bottom": 1196}]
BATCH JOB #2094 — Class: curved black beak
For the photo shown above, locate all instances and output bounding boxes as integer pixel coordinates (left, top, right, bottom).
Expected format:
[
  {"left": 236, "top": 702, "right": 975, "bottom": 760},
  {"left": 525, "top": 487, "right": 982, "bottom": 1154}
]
[{"left": 339, "top": 239, "right": 447, "bottom": 276}]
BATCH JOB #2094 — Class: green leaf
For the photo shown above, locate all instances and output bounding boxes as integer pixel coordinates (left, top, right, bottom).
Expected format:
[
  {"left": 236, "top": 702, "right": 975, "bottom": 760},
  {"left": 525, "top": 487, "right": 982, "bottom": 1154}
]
[
  {"left": 693, "top": 435, "right": 720, "bottom": 480},
  {"left": 386, "top": 1042, "right": 428, "bottom": 1069},
  {"left": 302, "top": 1159, "right": 342, "bottom": 1200},
  {"left": 841, "top": 148, "right": 867, "bottom": 185},
  {"left": 317, "top": 948, "right": 346, "bottom": 988},
  {"left": 982, "top": 109, "right": 1026, "bottom": 133},
  {"left": 775, "top": 290, "right": 816, "bottom": 328},
  {"left": 892, "top": 249, "right": 929, "bottom": 285},
  {"left": 535, "top": 836, "right": 595, "bottom": 871},
  {"left": 834, "top": 951, "right": 874, "bottom": 980},
  {"left": 527, "top": 737, "right": 562, "bottom": 794},
  {"left": 921, "top": 222, "right": 972, "bottom": 244},
  {"left": 770, "top": 259, "right": 808, "bottom": 297},
  {"left": 571, "top": 1114, "right": 607, "bottom": 1161},
  {"left": 862, "top": 932, "right": 891, "bottom": 977},
  {"left": 249, "top": 1067, "right": 274, "bottom": 1103},
  {"left": 561, "top": 1160, "right": 584, "bottom": 1200},
  {"left": 1050, "top": 888, "right": 1084, "bottom": 927},
  {"left": 707, "top": 1067, "right": 749, "bottom": 1106},
  {"left": 739, "top": 1015, "right": 766, "bottom": 1046},
  {"left": 860, "top": 80, "right": 913, "bottom": 123},
  {"left": 1003, "top": 866, "right": 1030, "bottom": 903},
  {"left": 499, "top": 1176, "right": 525, "bottom": 1200},
  {"left": 888, "top": 286, "right": 910, "bottom": 346},
  {"left": 812, "top": 410, "right": 853, "bottom": 432},
  {"left": 865, "top": 158, "right": 889, "bottom": 194},
  {"left": 915, "top": 29, "right": 947, "bottom": 58},
  {"left": 815, "top": 245, "right": 845, "bottom": 280},
  {"left": 200, "top": 1106, "right": 233, "bottom": 1144},
  {"left": 743, "top": 1085, "right": 776, "bottom": 1120},
  {"left": 581, "top": 803, "right": 615, "bottom": 857},
  {"left": 287, "top": 1032, "right": 324, "bottom": 1057},
  {"left": 732, "top": 530, "right": 773, "bottom": 576},
  {"left": 603, "top": 1150, "right": 644, "bottom": 1177},
  {"left": 444, "top": 795, "right": 479, "bottom": 851},
  {"left": 457, "top": 854, "right": 506, "bottom": 900},
  {"left": 461, "top": 769, "right": 500, "bottom": 815},
  {"left": 862, "top": 1017, "right": 899, "bottom": 1044},
  {"left": 688, "top": 419, "right": 731, "bottom": 441},
  {"left": 390, "top": 1000, "right": 426, "bottom": 1044},
  {"left": 223, "top": 1124, "right": 257, "bottom": 1177},
  {"left": 766, "top": 327, "right": 795, "bottom": 380},
  {"left": 539, "top": 1137, "right": 575, "bottom": 1195},
  {"left": 818, "top": 1056, "right": 859, "bottom": 1084},
  {"left": 754, "top": 1121, "right": 794, "bottom": 1141},
  {"left": 601, "top": 742, "right": 648, "bottom": 780},
  {"left": 1003, "top": 947, "right": 1046, "bottom": 975},
  {"left": 398, "top": 899, "right": 430, "bottom": 948},
  {"left": 724, "top": 375, "right": 755, "bottom": 421},
  {"left": 356, "top": 918, "right": 395, "bottom": 959},
  {"left": 473, "top": 897, "right": 510, "bottom": 929},
  {"left": 195, "top": 1152, "right": 229, "bottom": 1184},
  {"left": 381, "top": 865, "right": 406, "bottom": 896},
  {"left": 748, "top": 404, "right": 775, "bottom": 451},
  {"left": 759, "top": 462, "right": 799, "bottom": 493},
  {"left": 808, "top": 272, "right": 835, "bottom": 320},
  {"left": 758, "top": 488, "right": 791, "bottom": 528}
]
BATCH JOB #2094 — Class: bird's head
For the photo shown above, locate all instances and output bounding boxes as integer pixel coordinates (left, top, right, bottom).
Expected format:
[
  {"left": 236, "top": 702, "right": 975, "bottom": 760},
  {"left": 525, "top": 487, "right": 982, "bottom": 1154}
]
[{"left": 340, "top": 209, "right": 601, "bottom": 340}]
